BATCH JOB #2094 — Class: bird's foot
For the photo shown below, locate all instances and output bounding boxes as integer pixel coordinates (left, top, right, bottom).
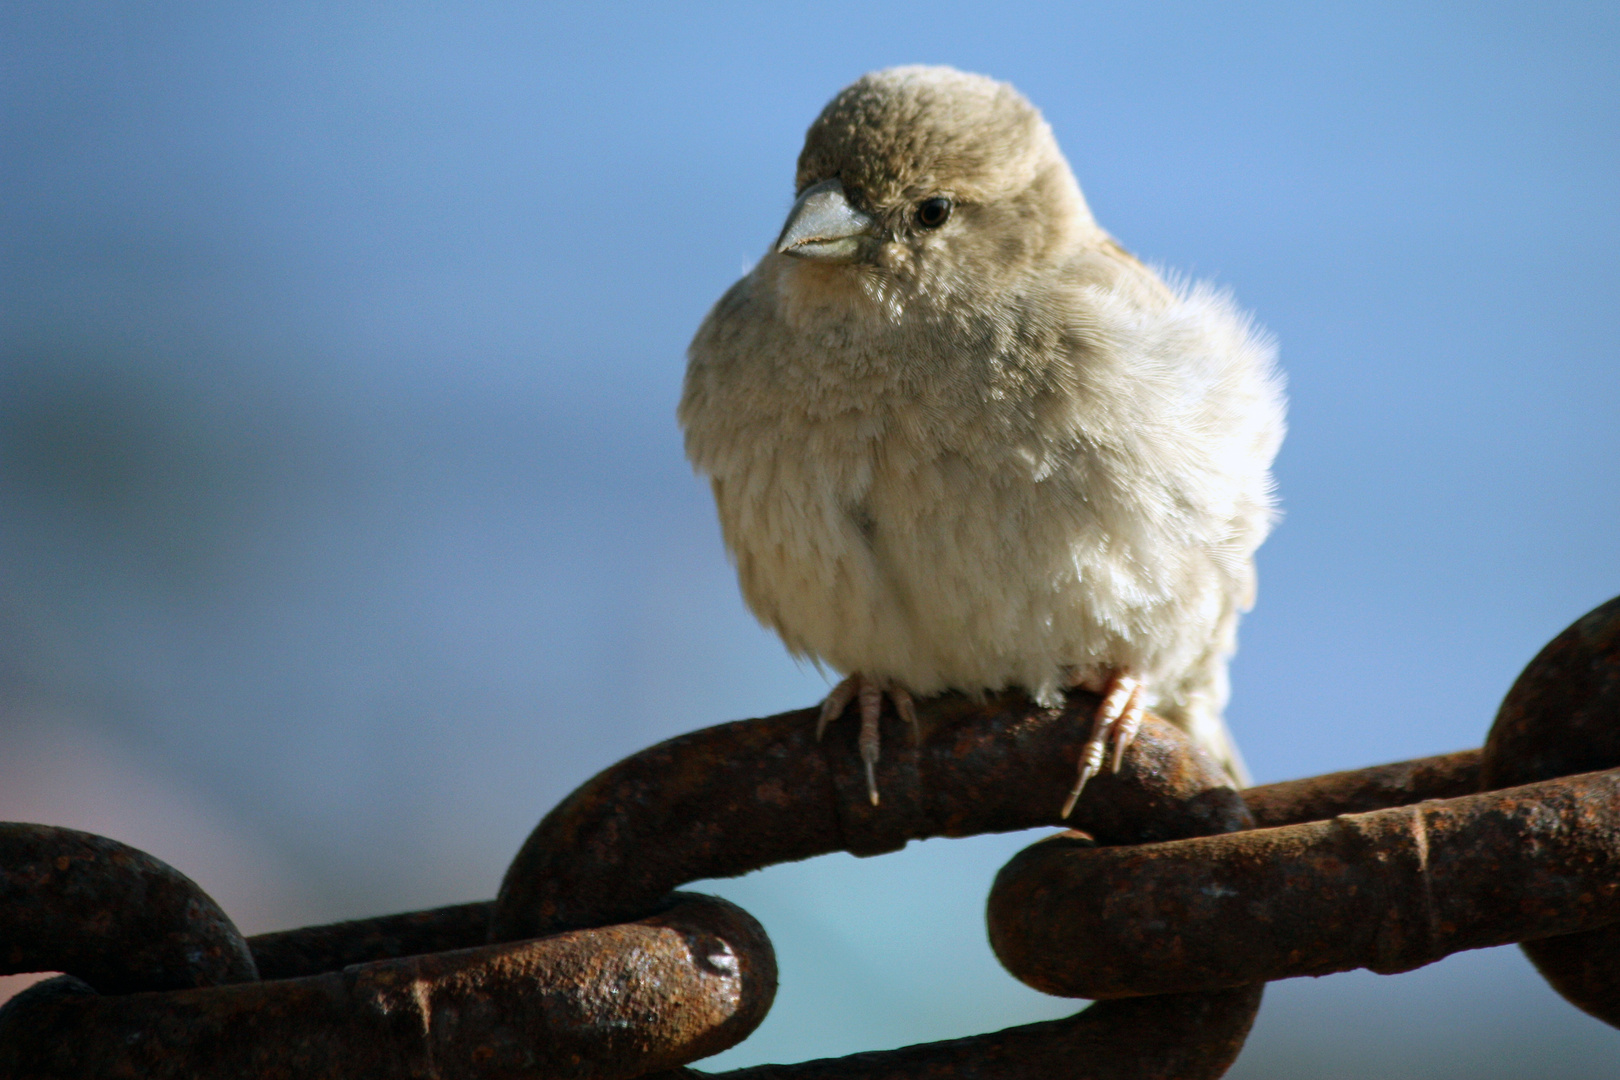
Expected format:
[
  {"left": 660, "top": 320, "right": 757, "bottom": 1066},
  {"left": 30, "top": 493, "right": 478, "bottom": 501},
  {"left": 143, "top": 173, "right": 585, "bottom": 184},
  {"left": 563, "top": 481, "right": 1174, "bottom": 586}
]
[
  {"left": 1061, "top": 671, "right": 1146, "bottom": 818},
  {"left": 817, "top": 673, "right": 919, "bottom": 806}
]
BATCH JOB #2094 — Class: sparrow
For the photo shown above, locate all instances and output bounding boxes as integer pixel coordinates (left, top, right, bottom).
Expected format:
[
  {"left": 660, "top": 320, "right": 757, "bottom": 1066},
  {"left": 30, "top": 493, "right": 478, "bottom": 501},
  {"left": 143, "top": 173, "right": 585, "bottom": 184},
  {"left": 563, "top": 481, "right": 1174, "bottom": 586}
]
[{"left": 679, "top": 66, "right": 1284, "bottom": 815}]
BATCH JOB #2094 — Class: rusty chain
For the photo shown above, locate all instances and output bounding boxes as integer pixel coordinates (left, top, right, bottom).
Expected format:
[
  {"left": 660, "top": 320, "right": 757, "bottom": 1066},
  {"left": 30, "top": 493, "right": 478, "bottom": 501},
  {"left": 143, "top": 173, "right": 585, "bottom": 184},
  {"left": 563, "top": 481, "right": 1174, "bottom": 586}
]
[{"left": 2, "top": 594, "right": 1617, "bottom": 1077}]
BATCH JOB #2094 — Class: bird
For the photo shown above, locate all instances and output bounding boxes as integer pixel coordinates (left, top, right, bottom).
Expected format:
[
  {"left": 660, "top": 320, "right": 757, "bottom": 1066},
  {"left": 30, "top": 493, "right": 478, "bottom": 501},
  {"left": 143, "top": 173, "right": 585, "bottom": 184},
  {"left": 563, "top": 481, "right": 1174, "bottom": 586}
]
[{"left": 679, "top": 66, "right": 1285, "bottom": 816}]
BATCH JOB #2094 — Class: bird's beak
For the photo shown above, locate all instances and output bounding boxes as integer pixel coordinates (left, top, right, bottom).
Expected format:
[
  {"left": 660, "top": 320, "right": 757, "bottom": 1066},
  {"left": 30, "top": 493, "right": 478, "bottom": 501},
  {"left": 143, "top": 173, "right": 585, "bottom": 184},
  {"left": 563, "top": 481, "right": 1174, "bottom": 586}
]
[{"left": 775, "top": 179, "right": 876, "bottom": 262}]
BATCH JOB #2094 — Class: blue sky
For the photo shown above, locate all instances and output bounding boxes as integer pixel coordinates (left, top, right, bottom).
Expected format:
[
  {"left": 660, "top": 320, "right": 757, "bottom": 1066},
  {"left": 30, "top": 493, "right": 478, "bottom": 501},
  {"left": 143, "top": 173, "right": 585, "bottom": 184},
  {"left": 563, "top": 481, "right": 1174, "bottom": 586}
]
[{"left": 2, "top": 4, "right": 1617, "bottom": 1075}]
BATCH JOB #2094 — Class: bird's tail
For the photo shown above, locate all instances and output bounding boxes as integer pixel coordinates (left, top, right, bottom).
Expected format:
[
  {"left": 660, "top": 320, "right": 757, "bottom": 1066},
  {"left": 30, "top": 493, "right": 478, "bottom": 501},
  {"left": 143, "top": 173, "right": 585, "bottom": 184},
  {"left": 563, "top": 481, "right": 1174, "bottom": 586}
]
[
  {"left": 1173, "top": 705, "right": 1251, "bottom": 789},
  {"left": 1205, "top": 715, "right": 1251, "bottom": 788}
]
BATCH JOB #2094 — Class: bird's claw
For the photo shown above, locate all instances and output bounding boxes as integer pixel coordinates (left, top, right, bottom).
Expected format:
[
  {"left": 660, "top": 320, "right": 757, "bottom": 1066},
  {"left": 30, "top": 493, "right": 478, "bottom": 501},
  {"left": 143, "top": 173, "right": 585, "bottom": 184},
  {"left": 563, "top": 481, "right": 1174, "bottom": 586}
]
[
  {"left": 1061, "top": 673, "right": 1145, "bottom": 818},
  {"left": 817, "top": 677, "right": 858, "bottom": 740},
  {"left": 818, "top": 673, "right": 917, "bottom": 805}
]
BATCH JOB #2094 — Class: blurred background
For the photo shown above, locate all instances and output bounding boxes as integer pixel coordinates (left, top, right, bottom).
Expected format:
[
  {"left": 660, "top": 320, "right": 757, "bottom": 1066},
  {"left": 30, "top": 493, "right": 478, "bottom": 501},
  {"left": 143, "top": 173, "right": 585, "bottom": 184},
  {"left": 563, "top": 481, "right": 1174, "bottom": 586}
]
[{"left": 2, "top": 3, "right": 1617, "bottom": 1075}]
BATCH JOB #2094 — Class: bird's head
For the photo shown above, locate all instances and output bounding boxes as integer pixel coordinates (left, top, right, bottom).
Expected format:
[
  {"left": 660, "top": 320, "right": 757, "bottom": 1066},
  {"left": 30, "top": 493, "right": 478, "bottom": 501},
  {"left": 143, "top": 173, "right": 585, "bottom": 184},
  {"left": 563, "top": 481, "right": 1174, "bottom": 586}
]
[{"left": 775, "top": 66, "right": 1097, "bottom": 314}]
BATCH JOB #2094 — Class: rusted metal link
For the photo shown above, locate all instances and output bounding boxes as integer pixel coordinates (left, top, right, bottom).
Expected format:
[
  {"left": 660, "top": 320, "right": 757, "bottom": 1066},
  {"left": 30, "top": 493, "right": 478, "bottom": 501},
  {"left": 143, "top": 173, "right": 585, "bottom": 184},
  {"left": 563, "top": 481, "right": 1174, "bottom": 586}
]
[
  {"left": 6, "top": 594, "right": 1615, "bottom": 1076},
  {"left": 988, "top": 593, "right": 1620, "bottom": 1013},
  {"left": 1241, "top": 748, "right": 1481, "bottom": 828},
  {"left": 988, "top": 766, "right": 1620, "bottom": 998},
  {"left": 492, "top": 691, "right": 1251, "bottom": 942},
  {"left": 654, "top": 985, "right": 1263, "bottom": 1080},
  {"left": 1483, "top": 594, "right": 1620, "bottom": 1027},
  {"left": 0, "top": 892, "right": 776, "bottom": 1080},
  {"left": 1, "top": 692, "right": 1260, "bottom": 1079},
  {"left": 490, "top": 692, "right": 1262, "bottom": 1077},
  {"left": 0, "top": 822, "right": 257, "bottom": 993},
  {"left": 249, "top": 900, "right": 494, "bottom": 981},
  {"left": 1483, "top": 595, "right": 1620, "bottom": 793}
]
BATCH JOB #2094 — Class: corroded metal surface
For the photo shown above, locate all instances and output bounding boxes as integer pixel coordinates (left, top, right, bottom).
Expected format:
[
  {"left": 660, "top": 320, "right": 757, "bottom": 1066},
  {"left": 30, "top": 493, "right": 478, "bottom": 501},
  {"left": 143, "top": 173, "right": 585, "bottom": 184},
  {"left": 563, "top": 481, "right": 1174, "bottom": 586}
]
[
  {"left": 1241, "top": 749, "right": 1481, "bottom": 828},
  {"left": 491, "top": 690, "right": 1261, "bottom": 1077},
  {"left": 0, "top": 822, "right": 257, "bottom": 993},
  {"left": 659, "top": 986, "right": 1263, "bottom": 1080},
  {"left": 1482, "top": 595, "right": 1620, "bottom": 793},
  {"left": 492, "top": 692, "right": 1250, "bottom": 942},
  {"left": 1482, "top": 594, "right": 1620, "bottom": 1027},
  {"left": 990, "top": 597, "right": 1620, "bottom": 1010},
  {"left": 0, "top": 893, "right": 775, "bottom": 1080},
  {"left": 0, "top": 693, "right": 1260, "bottom": 1079},
  {"left": 988, "top": 766, "right": 1620, "bottom": 999},
  {"left": 7, "top": 595, "right": 1620, "bottom": 1076},
  {"left": 249, "top": 900, "right": 494, "bottom": 981}
]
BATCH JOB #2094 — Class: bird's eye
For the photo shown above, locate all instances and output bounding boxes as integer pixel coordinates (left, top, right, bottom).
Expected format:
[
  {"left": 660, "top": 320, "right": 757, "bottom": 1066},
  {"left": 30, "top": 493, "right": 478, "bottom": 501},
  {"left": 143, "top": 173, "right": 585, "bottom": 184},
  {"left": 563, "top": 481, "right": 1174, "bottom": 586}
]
[{"left": 915, "top": 197, "right": 952, "bottom": 229}]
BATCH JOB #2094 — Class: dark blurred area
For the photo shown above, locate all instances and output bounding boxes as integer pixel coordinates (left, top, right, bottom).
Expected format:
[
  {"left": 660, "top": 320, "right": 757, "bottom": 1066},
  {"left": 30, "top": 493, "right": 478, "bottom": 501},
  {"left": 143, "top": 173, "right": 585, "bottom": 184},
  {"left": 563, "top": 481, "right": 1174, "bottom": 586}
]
[{"left": 2, "top": 4, "right": 1617, "bottom": 1074}]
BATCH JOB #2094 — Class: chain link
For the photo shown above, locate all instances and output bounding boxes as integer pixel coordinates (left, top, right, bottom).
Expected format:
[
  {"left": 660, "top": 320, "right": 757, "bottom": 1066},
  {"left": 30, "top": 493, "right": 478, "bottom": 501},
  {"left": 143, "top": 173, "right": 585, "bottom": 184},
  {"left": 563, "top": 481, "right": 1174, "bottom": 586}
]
[{"left": 3, "top": 595, "right": 1617, "bottom": 1077}]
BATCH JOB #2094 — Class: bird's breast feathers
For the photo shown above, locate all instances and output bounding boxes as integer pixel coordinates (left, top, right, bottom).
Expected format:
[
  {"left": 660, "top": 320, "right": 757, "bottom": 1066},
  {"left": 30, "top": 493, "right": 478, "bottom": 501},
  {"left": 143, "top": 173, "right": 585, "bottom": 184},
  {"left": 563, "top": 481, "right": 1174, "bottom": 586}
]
[{"left": 680, "top": 257, "right": 1284, "bottom": 705}]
